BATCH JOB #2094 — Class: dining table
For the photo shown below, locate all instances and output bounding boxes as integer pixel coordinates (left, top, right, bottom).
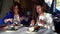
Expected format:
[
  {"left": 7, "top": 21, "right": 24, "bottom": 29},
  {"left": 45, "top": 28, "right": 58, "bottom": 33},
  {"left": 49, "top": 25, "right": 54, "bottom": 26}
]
[{"left": 0, "top": 27, "right": 56, "bottom": 34}]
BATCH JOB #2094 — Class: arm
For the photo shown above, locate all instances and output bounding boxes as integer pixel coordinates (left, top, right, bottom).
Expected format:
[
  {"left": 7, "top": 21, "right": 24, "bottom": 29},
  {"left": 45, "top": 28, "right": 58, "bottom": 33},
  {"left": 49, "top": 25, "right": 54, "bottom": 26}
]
[
  {"left": 46, "top": 14, "right": 55, "bottom": 31},
  {"left": 4, "top": 18, "right": 13, "bottom": 23},
  {"left": 2, "top": 11, "right": 13, "bottom": 23},
  {"left": 20, "top": 16, "right": 26, "bottom": 24}
]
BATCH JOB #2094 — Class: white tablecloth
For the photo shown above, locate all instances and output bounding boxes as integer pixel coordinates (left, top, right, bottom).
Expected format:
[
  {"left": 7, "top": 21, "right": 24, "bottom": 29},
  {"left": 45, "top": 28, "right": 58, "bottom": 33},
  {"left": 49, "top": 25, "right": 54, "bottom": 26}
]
[{"left": 0, "top": 27, "right": 56, "bottom": 34}]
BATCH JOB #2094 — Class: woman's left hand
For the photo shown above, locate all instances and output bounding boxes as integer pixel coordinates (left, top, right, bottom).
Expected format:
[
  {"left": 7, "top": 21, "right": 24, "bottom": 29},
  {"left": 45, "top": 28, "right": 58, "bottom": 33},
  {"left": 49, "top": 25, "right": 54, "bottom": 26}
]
[
  {"left": 20, "top": 16, "right": 25, "bottom": 21},
  {"left": 39, "top": 19, "right": 45, "bottom": 25}
]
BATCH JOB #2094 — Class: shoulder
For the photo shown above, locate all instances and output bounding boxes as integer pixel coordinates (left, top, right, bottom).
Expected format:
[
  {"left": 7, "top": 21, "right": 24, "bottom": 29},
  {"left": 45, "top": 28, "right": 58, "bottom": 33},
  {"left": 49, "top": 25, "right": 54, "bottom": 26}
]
[
  {"left": 44, "top": 13, "right": 52, "bottom": 16},
  {"left": 6, "top": 11, "right": 13, "bottom": 17},
  {"left": 7, "top": 11, "right": 12, "bottom": 14}
]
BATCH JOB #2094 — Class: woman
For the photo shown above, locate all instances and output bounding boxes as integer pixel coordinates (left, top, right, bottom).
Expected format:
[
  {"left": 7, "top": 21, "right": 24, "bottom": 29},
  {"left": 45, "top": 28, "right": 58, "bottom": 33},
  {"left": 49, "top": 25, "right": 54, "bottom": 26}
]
[
  {"left": 0, "top": 2, "right": 25, "bottom": 26},
  {"left": 30, "top": 2, "right": 55, "bottom": 31}
]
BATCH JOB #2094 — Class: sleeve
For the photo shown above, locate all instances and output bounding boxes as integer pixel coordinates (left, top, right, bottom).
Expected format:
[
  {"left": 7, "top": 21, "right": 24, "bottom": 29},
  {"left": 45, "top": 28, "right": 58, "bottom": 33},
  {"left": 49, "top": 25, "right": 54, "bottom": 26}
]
[
  {"left": 46, "top": 14, "right": 55, "bottom": 31},
  {"left": 0, "top": 11, "right": 13, "bottom": 24},
  {"left": 20, "top": 20, "right": 25, "bottom": 24}
]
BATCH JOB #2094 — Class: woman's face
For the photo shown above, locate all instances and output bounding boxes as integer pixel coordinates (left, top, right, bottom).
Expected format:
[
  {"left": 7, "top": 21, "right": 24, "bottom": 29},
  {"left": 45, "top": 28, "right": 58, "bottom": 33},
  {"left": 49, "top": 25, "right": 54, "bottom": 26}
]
[
  {"left": 36, "top": 5, "right": 43, "bottom": 14},
  {"left": 13, "top": 5, "right": 19, "bottom": 14}
]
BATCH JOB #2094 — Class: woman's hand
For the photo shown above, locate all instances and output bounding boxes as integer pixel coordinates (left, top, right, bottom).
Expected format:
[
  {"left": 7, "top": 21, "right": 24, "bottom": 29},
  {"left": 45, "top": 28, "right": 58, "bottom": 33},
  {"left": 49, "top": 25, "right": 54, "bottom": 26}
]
[
  {"left": 39, "top": 19, "right": 45, "bottom": 25},
  {"left": 38, "top": 19, "right": 45, "bottom": 26},
  {"left": 20, "top": 16, "right": 25, "bottom": 21},
  {"left": 4, "top": 18, "right": 13, "bottom": 23},
  {"left": 30, "top": 20, "right": 35, "bottom": 26}
]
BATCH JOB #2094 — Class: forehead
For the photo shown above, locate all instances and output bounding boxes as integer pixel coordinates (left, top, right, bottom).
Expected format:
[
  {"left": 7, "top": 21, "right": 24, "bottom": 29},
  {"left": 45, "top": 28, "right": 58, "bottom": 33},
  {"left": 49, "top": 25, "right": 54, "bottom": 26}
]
[
  {"left": 13, "top": 5, "right": 18, "bottom": 9},
  {"left": 15, "top": 5, "right": 18, "bottom": 8},
  {"left": 36, "top": 5, "right": 41, "bottom": 8}
]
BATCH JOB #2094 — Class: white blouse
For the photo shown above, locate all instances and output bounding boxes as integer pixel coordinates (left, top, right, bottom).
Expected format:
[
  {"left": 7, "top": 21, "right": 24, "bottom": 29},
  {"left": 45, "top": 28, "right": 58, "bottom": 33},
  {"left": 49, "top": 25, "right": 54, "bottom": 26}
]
[
  {"left": 14, "top": 14, "right": 20, "bottom": 22},
  {"left": 36, "top": 13, "right": 55, "bottom": 31}
]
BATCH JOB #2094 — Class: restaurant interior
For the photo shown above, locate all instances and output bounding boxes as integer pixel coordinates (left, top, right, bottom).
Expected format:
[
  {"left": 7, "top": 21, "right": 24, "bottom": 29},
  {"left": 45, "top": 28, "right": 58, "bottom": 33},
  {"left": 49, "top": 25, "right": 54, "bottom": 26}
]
[{"left": 0, "top": 0, "right": 60, "bottom": 34}]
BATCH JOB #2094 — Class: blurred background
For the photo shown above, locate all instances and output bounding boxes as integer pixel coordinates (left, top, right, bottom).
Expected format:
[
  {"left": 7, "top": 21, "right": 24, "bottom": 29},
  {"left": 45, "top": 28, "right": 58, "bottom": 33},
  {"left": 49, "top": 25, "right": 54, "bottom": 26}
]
[{"left": 0, "top": 0, "right": 55, "bottom": 19}]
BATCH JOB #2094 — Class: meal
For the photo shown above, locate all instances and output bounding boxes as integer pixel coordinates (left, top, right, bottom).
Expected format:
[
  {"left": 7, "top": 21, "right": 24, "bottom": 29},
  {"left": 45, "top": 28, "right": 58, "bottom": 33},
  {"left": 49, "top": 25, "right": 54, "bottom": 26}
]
[{"left": 28, "top": 26, "right": 40, "bottom": 32}]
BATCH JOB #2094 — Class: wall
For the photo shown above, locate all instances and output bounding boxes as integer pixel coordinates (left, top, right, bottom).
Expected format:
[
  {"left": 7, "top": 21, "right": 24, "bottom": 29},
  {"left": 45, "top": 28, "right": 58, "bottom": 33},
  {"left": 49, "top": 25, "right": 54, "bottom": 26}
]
[{"left": 0, "top": 0, "right": 13, "bottom": 19}]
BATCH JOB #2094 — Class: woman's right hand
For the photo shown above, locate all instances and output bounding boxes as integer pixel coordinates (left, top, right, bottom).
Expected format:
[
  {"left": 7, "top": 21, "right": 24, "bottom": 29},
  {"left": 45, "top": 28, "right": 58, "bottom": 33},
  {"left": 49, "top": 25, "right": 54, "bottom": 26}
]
[
  {"left": 30, "top": 20, "right": 35, "bottom": 26},
  {"left": 4, "top": 18, "right": 13, "bottom": 23}
]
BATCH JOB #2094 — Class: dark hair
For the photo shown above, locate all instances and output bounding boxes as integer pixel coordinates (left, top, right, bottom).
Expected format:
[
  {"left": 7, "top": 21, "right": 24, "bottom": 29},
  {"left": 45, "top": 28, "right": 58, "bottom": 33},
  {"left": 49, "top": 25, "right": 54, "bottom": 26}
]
[
  {"left": 10, "top": 2, "right": 22, "bottom": 16},
  {"left": 32, "top": 0, "right": 47, "bottom": 22}
]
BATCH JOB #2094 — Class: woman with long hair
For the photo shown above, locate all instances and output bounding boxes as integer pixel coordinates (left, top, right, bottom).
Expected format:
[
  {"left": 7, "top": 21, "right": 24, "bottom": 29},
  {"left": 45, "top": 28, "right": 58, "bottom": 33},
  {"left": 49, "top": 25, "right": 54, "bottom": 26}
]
[
  {"left": 1, "top": 2, "right": 25, "bottom": 26},
  {"left": 30, "top": 1, "right": 55, "bottom": 31}
]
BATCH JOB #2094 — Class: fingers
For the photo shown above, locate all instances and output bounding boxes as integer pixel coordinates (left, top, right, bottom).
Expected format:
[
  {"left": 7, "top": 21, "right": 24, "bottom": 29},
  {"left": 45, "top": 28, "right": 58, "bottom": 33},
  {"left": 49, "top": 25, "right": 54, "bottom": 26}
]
[
  {"left": 4, "top": 19, "right": 13, "bottom": 23},
  {"left": 20, "top": 16, "right": 25, "bottom": 20}
]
